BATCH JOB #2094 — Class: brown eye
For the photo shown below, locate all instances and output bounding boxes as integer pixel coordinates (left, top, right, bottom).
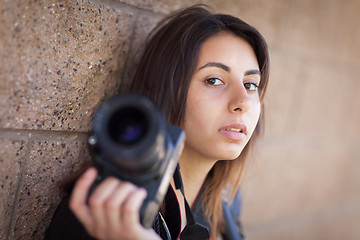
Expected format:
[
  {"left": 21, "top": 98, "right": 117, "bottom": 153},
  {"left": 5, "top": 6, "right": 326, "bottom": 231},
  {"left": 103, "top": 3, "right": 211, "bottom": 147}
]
[
  {"left": 205, "top": 77, "right": 224, "bottom": 86},
  {"left": 244, "top": 82, "right": 258, "bottom": 91}
]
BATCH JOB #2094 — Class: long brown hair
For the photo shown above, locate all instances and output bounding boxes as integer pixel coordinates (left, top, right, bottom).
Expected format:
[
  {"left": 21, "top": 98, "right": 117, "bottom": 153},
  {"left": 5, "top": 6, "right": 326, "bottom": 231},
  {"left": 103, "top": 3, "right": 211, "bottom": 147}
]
[{"left": 127, "top": 4, "right": 269, "bottom": 238}]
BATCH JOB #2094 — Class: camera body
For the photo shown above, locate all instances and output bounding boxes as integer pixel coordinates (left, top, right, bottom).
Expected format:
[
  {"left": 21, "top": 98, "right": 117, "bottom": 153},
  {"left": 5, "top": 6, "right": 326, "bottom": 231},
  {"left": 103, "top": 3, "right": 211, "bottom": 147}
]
[{"left": 87, "top": 94, "right": 185, "bottom": 228}]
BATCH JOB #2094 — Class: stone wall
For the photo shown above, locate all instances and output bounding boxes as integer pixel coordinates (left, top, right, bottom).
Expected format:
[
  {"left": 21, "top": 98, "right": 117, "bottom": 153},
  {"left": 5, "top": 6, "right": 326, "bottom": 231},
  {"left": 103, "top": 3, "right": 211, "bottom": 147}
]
[{"left": 1, "top": 0, "right": 359, "bottom": 239}]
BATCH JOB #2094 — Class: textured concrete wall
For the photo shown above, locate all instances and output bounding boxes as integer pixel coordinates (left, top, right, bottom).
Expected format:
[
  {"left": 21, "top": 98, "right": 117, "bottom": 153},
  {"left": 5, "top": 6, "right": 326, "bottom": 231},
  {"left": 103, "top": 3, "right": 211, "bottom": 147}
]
[{"left": 0, "top": 0, "right": 359, "bottom": 240}]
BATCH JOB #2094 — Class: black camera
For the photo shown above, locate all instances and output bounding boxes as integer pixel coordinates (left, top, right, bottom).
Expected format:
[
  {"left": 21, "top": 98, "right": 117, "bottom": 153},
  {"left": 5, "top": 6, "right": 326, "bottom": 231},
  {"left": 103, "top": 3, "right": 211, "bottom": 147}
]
[{"left": 87, "top": 93, "right": 185, "bottom": 228}]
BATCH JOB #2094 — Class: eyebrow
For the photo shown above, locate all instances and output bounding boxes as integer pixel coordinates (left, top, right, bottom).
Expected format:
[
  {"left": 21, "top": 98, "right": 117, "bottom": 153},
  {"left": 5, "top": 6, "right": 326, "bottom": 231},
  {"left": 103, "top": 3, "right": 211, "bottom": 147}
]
[
  {"left": 198, "top": 62, "right": 231, "bottom": 72},
  {"left": 198, "top": 62, "right": 261, "bottom": 76},
  {"left": 245, "top": 69, "right": 261, "bottom": 76}
]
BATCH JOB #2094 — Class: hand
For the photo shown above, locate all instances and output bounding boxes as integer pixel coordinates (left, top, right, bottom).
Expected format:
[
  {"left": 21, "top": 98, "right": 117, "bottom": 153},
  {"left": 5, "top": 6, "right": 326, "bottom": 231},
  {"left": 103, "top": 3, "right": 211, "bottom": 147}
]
[{"left": 69, "top": 167, "right": 161, "bottom": 240}]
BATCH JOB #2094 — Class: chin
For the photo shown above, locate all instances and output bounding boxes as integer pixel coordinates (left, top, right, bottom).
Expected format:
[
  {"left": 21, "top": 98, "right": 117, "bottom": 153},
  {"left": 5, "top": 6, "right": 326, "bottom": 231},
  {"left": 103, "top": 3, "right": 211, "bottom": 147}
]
[
  {"left": 215, "top": 151, "right": 242, "bottom": 161},
  {"left": 223, "top": 154, "right": 241, "bottom": 161},
  {"left": 221, "top": 146, "right": 245, "bottom": 160}
]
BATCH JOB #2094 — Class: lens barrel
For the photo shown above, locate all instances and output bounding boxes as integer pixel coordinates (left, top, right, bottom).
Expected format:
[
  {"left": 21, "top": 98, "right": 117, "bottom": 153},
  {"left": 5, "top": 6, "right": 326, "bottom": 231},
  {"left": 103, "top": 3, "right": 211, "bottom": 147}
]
[
  {"left": 108, "top": 107, "right": 148, "bottom": 145},
  {"left": 90, "top": 94, "right": 168, "bottom": 179}
]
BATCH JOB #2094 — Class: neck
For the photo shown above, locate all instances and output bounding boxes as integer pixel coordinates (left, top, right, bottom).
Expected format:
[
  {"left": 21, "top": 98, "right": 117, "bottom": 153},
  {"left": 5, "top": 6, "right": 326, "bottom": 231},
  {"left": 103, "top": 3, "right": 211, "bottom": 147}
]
[{"left": 178, "top": 147, "right": 217, "bottom": 206}]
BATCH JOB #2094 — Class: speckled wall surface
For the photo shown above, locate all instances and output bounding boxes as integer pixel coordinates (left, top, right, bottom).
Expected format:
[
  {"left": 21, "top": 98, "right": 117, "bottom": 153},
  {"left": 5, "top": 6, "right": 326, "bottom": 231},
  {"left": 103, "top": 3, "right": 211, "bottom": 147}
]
[
  {"left": 1, "top": 0, "right": 360, "bottom": 240},
  {"left": 0, "top": 1, "right": 199, "bottom": 239}
]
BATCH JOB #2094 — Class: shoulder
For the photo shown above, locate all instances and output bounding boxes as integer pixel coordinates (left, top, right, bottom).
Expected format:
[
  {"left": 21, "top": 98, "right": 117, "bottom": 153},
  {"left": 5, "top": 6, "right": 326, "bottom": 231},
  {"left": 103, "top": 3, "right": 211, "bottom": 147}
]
[
  {"left": 227, "top": 188, "right": 243, "bottom": 218},
  {"left": 222, "top": 189, "right": 245, "bottom": 239},
  {"left": 192, "top": 187, "right": 245, "bottom": 239}
]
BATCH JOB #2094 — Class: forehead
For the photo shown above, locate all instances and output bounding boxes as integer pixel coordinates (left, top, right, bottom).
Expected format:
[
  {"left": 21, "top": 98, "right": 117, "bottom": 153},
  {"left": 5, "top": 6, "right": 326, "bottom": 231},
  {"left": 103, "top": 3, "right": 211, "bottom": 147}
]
[{"left": 197, "top": 32, "right": 259, "bottom": 71}]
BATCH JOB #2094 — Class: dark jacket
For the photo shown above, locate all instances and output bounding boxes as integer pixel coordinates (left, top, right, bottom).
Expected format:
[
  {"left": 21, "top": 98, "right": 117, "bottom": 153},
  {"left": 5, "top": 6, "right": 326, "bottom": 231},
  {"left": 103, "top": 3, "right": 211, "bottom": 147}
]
[{"left": 44, "top": 185, "right": 244, "bottom": 240}]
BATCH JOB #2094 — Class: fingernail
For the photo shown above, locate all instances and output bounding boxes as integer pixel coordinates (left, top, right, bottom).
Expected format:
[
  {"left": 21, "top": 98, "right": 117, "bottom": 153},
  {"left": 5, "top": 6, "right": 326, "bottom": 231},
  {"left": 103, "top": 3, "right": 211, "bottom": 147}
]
[
  {"left": 140, "top": 188, "right": 147, "bottom": 197},
  {"left": 83, "top": 168, "right": 93, "bottom": 178}
]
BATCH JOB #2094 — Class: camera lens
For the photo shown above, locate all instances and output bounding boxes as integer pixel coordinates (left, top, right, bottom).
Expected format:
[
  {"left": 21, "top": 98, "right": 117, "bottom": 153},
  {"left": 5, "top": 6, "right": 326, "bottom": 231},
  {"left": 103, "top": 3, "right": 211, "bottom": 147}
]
[{"left": 108, "top": 107, "right": 148, "bottom": 145}]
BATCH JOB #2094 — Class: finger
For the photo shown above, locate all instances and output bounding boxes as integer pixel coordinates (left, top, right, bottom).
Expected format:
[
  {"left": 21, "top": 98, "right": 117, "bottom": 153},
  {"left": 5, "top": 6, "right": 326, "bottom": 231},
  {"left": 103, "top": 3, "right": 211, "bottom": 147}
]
[
  {"left": 69, "top": 167, "right": 98, "bottom": 228},
  {"left": 104, "top": 182, "right": 138, "bottom": 232},
  {"left": 89, "top": 177, "right": 122, "bottom": 229},
  {"left": 121, "top": 188, "right": 147, "bottom": 229}
]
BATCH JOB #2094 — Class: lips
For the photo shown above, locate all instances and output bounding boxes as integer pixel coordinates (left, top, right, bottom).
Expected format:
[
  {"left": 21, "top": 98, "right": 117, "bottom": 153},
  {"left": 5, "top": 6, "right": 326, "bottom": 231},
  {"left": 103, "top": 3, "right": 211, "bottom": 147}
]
[{"left": 219, "top": 123, "right": 247, "bottom": 141}]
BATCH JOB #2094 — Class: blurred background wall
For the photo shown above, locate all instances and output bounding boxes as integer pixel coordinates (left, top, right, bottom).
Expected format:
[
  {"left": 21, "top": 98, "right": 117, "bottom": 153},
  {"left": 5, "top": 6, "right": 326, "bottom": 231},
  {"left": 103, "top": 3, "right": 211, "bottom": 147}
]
[{"left": 0, "top": 0, "right": 359, "bottom": 239}]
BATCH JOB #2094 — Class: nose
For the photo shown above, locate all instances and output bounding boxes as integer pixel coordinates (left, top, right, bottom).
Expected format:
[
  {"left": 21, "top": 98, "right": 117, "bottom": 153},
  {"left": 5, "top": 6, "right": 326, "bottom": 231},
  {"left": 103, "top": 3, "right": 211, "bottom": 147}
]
[{"left": 228, "top": 84, "right": 251, "bottom": 113}]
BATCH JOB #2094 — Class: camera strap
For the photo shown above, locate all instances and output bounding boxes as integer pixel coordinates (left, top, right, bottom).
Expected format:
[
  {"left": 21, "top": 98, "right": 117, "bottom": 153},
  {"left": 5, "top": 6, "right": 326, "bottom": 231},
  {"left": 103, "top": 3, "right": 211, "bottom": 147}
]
[{"left": 173, "top": 164, "right": 210, "bottom": 240}]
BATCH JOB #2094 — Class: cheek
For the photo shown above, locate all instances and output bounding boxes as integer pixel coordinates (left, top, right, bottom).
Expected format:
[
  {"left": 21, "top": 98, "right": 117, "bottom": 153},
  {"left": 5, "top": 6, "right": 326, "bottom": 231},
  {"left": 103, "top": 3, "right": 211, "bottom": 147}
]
[
  {"left": 247, "top": 103, "right": 261, "bottom": 135},
  {"left": 182, "top": 95, "right": 217, "bottom": 146},
  {"left": 183, "top": 98, "right": 207, "bottom": 131}
]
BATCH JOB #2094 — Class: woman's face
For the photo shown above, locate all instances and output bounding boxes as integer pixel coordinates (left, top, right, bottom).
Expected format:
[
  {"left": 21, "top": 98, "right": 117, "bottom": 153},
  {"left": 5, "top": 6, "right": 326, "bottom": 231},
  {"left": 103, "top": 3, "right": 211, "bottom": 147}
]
[{"left": 182, "top": 32, "right": 261, "bottom": 162}]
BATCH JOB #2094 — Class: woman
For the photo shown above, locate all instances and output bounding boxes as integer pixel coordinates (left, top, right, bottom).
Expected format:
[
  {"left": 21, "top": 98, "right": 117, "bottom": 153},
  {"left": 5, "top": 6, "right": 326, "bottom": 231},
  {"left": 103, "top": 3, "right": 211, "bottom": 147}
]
[{"left": 45, "top": 4, "right": 269, "bottom": 240}]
